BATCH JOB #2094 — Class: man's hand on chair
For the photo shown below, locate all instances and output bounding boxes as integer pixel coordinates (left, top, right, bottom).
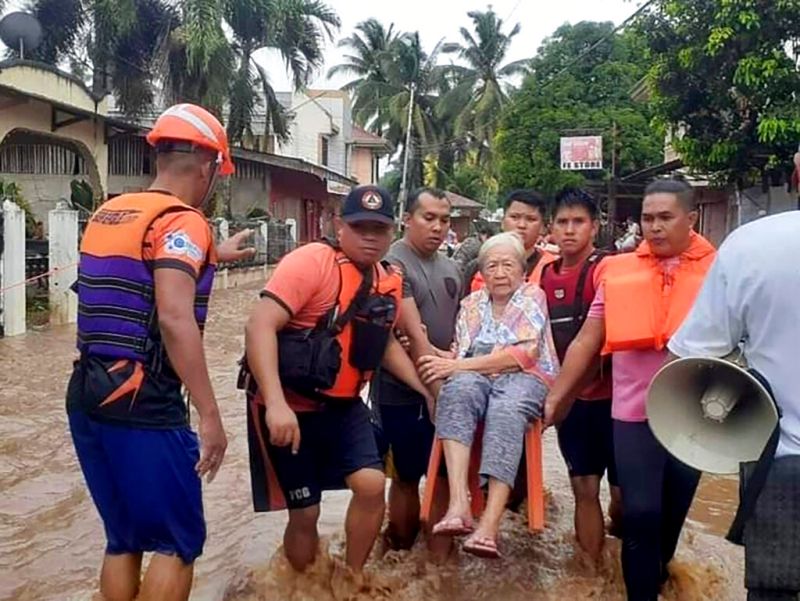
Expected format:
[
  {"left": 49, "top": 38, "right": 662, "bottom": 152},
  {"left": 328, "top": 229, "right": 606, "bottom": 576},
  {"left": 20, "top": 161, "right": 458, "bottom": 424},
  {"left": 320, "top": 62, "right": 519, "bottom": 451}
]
[{"left": 543, "top": 392, "right": 570, "bottom": 430}]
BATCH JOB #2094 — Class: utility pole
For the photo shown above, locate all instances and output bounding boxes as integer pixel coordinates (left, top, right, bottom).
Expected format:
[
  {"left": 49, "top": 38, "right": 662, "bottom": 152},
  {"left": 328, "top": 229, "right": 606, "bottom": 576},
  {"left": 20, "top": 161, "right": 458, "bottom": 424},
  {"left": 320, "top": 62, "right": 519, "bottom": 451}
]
[
  {"left": 606, "top": 121, "right": 620, "bottom": 244},
  {"left": 397, "top": 83, "right": 416, "bottom": 230}
]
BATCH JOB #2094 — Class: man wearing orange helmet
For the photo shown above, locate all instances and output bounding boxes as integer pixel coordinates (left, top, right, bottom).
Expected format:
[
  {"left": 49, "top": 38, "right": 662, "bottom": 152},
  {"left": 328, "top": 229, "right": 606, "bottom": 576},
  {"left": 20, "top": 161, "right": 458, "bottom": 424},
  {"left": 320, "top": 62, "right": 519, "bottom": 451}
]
[{"left": 66, "top": 103, "right": 252, "bottom": 601}]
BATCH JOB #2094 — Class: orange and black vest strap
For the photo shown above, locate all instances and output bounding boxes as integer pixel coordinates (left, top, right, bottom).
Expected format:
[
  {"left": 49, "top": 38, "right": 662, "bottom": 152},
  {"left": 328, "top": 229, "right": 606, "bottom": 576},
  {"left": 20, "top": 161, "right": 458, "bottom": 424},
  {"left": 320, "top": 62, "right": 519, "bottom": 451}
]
[
  {"left": 541, "top": 250, "right": 609, "bottom": 361},
  {"left": 76, "top": 192, "right": 216, "bottom": 366},
  {"left": 526, "top": 249, "right": 557, "bottom": 285},
  {"left": 241, "top": 242, "right": 403, "bottom": 404},
  {"left": 315, "top": 251, "right": 402, "bottom": 399},
  {"left": 601, "top": 238, "right": 715, "bottom": 354}
]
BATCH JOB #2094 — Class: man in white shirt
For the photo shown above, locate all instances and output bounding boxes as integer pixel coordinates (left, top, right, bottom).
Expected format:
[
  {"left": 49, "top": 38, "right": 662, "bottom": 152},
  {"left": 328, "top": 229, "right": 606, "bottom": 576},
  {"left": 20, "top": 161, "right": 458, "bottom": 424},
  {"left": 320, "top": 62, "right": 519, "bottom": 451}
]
[{"left": 668, "top": 210, "right": 800, "bottom": 601}]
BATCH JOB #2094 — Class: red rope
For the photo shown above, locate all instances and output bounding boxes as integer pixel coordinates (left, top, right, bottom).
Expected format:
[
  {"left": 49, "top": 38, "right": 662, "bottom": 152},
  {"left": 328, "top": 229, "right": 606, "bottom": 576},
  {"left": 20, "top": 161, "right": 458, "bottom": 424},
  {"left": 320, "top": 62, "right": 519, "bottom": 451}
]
[{"left": 0, "top": 262, "right": 78, "bottom": 294}]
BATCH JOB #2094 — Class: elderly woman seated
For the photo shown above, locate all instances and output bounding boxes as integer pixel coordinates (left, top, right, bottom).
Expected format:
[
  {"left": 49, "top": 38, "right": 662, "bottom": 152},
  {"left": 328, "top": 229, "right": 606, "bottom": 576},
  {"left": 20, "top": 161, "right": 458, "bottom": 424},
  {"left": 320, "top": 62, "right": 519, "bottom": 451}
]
[{"left": 418, "top": 232, "right": 559, "bottom": 559}]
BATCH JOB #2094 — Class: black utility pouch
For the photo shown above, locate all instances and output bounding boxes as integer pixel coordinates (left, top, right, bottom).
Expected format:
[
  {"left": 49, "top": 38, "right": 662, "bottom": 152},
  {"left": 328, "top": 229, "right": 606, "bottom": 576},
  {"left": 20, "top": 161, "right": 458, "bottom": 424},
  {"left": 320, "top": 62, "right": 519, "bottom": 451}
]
[{"left": 349, "top": 295, "right": 395, "bottom": 371}]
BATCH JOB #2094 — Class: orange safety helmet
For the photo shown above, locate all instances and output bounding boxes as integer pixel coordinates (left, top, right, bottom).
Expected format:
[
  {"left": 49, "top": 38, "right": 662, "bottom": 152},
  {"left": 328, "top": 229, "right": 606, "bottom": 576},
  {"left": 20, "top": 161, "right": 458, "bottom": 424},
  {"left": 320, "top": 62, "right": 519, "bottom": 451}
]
[{"left": 146, "top": 103, "right": 235, "bottom": 176}]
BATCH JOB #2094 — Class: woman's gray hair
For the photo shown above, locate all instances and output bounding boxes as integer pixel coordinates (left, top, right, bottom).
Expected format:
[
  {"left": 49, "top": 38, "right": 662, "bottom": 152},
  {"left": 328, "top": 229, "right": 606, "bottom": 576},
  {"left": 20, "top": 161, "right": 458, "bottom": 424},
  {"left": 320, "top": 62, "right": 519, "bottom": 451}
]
[{"left": 477, "top": 232, "right": 527, "bottom": 272}]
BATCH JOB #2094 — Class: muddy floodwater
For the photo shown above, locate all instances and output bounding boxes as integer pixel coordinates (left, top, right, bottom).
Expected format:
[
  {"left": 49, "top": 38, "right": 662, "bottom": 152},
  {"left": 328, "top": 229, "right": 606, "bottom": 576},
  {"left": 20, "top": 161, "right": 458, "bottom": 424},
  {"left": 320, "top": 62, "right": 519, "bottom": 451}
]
[{"left": 0, "top": 283, "right": 744, "bottom": 600}]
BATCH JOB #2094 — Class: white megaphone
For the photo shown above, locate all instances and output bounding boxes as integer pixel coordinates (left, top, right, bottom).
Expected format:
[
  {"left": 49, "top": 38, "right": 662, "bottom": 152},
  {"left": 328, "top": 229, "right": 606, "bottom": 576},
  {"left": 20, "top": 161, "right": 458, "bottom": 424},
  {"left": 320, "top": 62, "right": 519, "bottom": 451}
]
[{"left": 647, "top": 351, "right": 779, "bottom": 475}]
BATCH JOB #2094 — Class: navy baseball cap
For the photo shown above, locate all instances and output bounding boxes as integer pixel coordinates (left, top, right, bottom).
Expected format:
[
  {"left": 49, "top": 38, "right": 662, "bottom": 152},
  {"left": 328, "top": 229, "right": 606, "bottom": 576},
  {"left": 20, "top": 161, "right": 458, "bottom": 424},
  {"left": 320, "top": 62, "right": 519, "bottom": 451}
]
[{"left": 341, "top": 185, "right": 395, "bottom": 225}]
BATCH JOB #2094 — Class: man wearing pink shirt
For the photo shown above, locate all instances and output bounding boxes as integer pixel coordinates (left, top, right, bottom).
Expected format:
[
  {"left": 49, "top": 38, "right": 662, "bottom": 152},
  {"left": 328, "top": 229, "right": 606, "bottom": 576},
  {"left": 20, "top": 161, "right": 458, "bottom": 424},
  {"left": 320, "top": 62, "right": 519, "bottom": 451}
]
[{"left": 544, "top": 179, "right": 716, "bottom": 601}]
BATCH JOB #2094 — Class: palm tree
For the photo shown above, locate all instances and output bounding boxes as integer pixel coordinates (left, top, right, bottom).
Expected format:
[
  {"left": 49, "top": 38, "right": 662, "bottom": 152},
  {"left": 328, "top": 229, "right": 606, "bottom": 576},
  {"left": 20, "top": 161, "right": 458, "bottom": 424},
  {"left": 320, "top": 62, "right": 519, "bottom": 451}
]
[
  {"left": 161, "top": 0, "right": 232, "bottom": 116},
  {"left": 327, "top": 18, "right": 397, "bottom": 133},
  {"left": 15, "top": 0, "right": 176, "bottom": 115},
  {"left": 439, "top": 8, "right": 528, "bottom": 162},
  {"left": 13, "top": 0, "right": 339, "bottom": 137},
  {"left": 379, "top": 32, "right": 452, "bottom": 189},
  {"left": 161, "top": 0, "right": 339, "bottom": 142}
]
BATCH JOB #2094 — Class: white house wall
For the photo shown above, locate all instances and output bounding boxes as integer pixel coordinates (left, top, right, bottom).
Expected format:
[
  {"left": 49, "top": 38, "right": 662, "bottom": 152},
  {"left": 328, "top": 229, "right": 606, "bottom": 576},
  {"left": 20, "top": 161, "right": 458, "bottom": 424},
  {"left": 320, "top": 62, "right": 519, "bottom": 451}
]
[
  {"left": 277, "top": 92, "right": 335, "bottom": 169},
  {"left": 312, "top": 94, "right": 352, "bottom": 175},
  {"left": 0, "top": 95, "right": 108, "bottom": 196}
]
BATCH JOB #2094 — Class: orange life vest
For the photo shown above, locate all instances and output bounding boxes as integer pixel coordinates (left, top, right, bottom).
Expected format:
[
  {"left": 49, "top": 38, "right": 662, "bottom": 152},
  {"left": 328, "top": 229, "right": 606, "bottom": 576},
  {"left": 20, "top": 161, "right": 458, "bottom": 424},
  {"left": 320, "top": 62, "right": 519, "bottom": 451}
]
[
  {"left": 601, "top": 232, "right": 716, "bottom": 354},
  {"left": 249, "top": 245, "right": 404, "bottom": 407},
  {"left": 322, "top": 251, "right": 403, "bottom": 399},
  {"left": 470, "top": 248, "right": 557, "bottom": 292},
  {"left": 77, "top": 192, "right": 216, "bottom": 363}
]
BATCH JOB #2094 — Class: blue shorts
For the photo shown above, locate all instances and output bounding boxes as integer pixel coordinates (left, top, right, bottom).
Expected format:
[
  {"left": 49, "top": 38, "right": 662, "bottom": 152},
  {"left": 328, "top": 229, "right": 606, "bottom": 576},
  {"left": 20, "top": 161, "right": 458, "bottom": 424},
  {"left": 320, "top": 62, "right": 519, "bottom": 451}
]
[{"left": 68, "top": 410, "right": 205, "bottom": 564}]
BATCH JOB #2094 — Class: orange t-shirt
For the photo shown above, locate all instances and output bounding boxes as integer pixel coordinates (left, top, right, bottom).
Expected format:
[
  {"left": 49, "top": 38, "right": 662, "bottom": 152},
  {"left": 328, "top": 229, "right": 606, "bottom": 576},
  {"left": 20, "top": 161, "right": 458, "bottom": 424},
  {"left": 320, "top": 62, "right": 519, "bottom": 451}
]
[
  {"left": 262, "top": 243, "right": 402, "bottom": 411},
  {"left": 262, "top": 243, "right": 341, "bottom": 328},
  {"left": 142, "top": 210, "right": 214, "bottom": 278}
]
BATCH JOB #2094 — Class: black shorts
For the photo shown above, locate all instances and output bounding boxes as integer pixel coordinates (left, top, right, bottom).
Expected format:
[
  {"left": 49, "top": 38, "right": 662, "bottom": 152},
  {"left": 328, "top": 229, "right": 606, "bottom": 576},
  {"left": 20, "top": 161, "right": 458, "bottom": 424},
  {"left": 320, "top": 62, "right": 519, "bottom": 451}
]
[
  {"left": 247, "top": 399, "right": 382, "bottom": 511},
  {"left": 373, "top": 401, "right": 435, "bottom": 484},
  {"left": 557, "top": 398, "right": 618, "bottom": 486}
]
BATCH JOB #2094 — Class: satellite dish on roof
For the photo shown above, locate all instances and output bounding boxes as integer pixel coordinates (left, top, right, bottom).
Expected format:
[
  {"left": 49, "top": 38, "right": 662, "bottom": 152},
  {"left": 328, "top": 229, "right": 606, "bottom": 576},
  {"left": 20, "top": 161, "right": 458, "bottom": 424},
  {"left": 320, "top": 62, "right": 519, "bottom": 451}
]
[{"left": 0, "top": 12, "right": 43, "bottom": 60}]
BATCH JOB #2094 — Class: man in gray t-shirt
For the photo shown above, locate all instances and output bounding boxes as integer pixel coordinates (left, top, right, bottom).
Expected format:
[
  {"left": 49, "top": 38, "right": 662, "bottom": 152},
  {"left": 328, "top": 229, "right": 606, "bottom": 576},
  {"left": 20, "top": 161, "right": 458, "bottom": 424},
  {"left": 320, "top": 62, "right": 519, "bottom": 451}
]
[{"left": 372, "top": 188, "right": 462, "bottom": 555}]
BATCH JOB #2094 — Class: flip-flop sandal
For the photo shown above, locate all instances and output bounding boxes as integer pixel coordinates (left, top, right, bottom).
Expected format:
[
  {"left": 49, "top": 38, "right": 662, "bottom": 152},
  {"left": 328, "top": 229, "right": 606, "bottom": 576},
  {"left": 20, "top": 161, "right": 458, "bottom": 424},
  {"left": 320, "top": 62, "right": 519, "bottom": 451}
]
[
  {"left": 463, "top": 534, "right": 501, "bottom": 559},
  {"left": 432, "top": 516, "right": 475, "bottom": 537}
]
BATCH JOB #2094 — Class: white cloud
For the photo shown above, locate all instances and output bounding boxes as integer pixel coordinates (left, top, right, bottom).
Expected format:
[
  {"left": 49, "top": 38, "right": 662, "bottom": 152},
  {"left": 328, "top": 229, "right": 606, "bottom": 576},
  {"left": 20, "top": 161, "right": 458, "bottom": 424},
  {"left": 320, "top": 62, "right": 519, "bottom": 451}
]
[
  {"left": 257, "top": 0, "right": 642, "bottom": 91},
  {"left": 0, "top": 0, "right": 643, "bottom": 94}
]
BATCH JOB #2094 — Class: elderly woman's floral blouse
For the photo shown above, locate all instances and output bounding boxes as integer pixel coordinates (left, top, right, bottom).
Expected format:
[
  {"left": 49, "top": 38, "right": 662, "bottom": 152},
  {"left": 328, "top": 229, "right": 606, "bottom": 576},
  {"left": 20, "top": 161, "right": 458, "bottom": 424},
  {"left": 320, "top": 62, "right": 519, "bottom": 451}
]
[{"left": 454, "top": 282, "right": 560, "bottom": 385}]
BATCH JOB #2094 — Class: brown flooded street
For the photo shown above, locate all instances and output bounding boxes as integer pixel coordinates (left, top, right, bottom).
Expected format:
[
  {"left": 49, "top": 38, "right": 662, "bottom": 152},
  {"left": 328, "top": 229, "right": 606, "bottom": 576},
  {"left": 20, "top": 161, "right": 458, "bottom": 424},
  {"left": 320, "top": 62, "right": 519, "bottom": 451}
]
[{"left": 0, "top": 282, "right": 744, "bottom": 601}]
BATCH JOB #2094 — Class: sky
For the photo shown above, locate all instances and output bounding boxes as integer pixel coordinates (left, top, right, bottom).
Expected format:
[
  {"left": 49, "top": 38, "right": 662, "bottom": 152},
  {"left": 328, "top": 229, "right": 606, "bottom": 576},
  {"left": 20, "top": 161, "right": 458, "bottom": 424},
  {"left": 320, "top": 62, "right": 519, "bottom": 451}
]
[
  {"left": 0, "top": 0, "right": 643, "bottom": 92},
  {"left": 254, "top": 0, "right": 643, "bottom": 92}
]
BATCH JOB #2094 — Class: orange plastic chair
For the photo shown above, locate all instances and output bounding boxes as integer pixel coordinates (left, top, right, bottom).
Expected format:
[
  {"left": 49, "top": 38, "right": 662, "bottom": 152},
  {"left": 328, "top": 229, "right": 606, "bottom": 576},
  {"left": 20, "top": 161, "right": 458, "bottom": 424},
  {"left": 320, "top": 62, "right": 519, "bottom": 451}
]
[{"left": 420, "top": 421, "right": 545, "bottom": 533}]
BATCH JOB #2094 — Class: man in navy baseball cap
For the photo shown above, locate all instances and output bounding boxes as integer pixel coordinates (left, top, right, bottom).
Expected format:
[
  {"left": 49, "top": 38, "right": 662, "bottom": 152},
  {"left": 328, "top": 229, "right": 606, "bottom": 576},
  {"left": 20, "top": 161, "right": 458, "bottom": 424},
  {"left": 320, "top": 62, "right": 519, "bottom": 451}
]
[
  {"left": 341, "top": 185, "right": 396, "bottom": 225},
  {"left": 243, "top": 180, "right": 433, "bottom": 575}
]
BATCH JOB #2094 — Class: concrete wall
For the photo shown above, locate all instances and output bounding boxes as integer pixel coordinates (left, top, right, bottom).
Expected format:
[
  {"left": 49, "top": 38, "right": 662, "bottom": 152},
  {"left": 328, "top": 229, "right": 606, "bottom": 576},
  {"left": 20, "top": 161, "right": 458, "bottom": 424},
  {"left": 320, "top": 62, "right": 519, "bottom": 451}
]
[
  {"left": 230, "top": 175, "right": 270, "bottom": 217},
  {"left": 352, "top": 147, "right": 376, "bottom": 185},
  {"left": 311, "top": 92, "right": 352, "bottom": 175},
  {"left": 212, "top": 265, "right": 273, "bottom": 291},
  {"left": 0, "top": 173, "right": 93, "bottom": 225},
  {"left": 0, "top": 63, "right": 108, "bottom": 116},
  {"left": 277, "top": 92, "right": 335, "bottom": 169},
  {"left": 740, "top": 185, "right": 796, "bottom": 225},
  {"left": 108, "top": 175, "right": 152, "bottom": 196},
  {"left": 0, "top": 73, "right": 108, "bottom": 197},
  {"left": 275, "top": 90, "right": 353, "bottom": 177}
]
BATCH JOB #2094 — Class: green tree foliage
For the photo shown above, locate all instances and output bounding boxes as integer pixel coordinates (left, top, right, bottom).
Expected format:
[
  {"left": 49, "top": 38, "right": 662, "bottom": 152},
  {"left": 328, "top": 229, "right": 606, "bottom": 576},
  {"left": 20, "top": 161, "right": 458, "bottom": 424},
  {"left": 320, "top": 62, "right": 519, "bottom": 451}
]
[
  {"left": 333, "top": 10, "right": 526, "bottom": 190},
  {"left": 164, "top": 0, "right": 339, "bottom": 134},
  {"left": 494, "top": 22, "right": 663, "bottom": 195},
  {"left": 636, "top": 0, "right": 800, "bottom": 184},
  {"left": 16, "top": 0, "right": 175, "bottom": 115},
  {"left": 16, "top": 0, "right": 339, "bottom": 137},
  {"left": 0, "top": 179, "right": 37, "bottom": 236},
  {"left": 327, "top": 18, "right": 398, "bottom": 132},
  {"left": 437, "top": 9, "right": 528, "bottom": 164}
]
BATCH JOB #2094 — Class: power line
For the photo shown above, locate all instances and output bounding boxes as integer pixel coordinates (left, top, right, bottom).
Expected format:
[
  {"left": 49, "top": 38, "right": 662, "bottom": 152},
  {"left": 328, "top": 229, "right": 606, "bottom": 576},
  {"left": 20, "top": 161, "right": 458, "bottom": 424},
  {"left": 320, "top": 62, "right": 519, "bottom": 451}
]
[
  {"left": 504, "top": 0, "right": 524, "bottom": 21},
  {"left": 402, "top": 0, "right": 658, "bottom": 157},
  {"left": 538, "top": 0, "right": 657, "bottom": 94}
]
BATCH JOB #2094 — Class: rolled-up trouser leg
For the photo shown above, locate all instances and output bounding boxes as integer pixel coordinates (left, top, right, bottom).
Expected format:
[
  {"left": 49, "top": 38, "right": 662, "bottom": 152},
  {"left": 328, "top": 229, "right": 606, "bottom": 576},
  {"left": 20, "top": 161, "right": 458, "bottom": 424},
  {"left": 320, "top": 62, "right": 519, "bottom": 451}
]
[{"left": 479, "top": 373, "right": 547, "bottom": 487}]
